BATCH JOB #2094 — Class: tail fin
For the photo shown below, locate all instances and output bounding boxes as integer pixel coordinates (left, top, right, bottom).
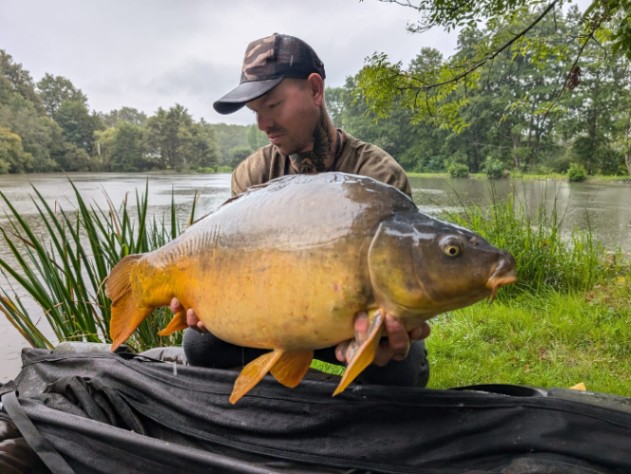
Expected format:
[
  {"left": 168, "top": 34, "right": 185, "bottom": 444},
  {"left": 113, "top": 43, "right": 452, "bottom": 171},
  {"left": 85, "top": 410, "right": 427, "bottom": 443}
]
[{"left": 106, "top": 255, "right": 151, "bottom": 350}]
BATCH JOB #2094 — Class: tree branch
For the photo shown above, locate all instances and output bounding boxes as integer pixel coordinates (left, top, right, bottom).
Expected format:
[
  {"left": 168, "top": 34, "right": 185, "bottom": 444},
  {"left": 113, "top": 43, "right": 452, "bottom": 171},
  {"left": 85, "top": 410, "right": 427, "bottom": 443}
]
[{"left": 402, "top": 1, "right": 559, "bottom": 91}]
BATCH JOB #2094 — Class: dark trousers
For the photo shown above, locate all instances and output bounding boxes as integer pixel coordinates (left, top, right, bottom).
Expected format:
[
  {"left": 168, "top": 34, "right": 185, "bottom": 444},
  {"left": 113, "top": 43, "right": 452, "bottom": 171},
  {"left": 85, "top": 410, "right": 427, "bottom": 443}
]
[{"left": 183, "top": 329, "right": 430, "bottom": 388}]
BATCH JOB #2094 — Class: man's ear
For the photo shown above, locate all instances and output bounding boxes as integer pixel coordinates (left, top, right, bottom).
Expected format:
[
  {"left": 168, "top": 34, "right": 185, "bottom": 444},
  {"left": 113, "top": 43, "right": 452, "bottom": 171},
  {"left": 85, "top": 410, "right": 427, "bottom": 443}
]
[{"left": 306, "top": 73, "right": 325, "bottom": 107}]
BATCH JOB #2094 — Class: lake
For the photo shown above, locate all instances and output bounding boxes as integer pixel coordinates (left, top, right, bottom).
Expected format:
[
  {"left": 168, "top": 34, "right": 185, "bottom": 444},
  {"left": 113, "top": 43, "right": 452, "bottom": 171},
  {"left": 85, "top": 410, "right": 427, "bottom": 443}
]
[{"left": 1, "top": 172, "right": 630, "bottom": 382}]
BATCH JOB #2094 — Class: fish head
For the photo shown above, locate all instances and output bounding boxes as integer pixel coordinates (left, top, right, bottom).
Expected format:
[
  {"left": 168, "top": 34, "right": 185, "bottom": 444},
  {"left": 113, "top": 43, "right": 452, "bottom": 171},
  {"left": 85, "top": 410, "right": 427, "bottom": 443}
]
[{"left": 368, "top": 212, "right": 516, "bottom": 320}]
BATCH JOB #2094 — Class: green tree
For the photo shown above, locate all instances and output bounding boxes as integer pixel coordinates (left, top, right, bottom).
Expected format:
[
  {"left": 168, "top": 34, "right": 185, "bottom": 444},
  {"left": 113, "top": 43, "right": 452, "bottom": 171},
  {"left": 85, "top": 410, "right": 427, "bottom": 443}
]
[
  {"left": 93, "top": 126, "right": 117, "bottom": 170},
  {"left": 382, "top": 0, "right": 631, "bottom": 60},
  {"left": 36, "top": 74, "right": 87, "bottom": 119},
  {"left": 37, "top": 74, "right": 103, "bottom": 167},
  {"left": 110, "top": 122, "right": 148, "bottom": 171},
  {"left": 0, "top": 84, "right": 60, "bottom": 172},
  {"left": 190, "top": 121, "right": 219, "bottom": 169},
  {"left": 100, "top": 106, "right": 148, "bottom": 128},
  {"left": 0, "top": 126, "right": 33, "bottom": 172},
  {"left": 54, "top": 99, "right": 102, "bottom": 155},
  {"left": 357, "top": 2, "right": 630, "bottom": 174},
  {"left": 212, "top": 123, "right": 259, "bottom": 167},
  {"left": 329, "top": 75, "right": 449, "bottom": 172},
  {"left": 0, "top": 50, "right": 42, "bottom": 111},
  {"left": 144, "top": 105, "right": 217, "bottom": 170}
]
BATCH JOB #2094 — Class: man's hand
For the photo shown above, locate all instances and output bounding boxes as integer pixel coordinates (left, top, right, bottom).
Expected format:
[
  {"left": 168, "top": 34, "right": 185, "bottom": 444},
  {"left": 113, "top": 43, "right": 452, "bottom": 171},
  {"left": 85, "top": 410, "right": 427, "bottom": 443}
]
[
  {"left": 335, "top": 312, "right": 430, "bottom": 367},
  {"left": 170, "top": 297, "right": 208, "bottom": 332}
]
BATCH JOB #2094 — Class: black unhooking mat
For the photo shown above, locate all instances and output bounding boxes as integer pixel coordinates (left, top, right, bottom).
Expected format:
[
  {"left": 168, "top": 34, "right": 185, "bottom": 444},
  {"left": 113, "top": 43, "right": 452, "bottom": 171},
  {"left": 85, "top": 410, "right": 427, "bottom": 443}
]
[{"left": 1, "top": 347, "right": 631, "bottom": 473}]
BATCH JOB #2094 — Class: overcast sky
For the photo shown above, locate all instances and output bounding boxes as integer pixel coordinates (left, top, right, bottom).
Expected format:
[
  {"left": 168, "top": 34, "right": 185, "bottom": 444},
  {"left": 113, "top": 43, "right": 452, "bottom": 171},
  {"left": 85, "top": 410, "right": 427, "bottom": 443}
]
[{"left": 1, "top": 0, "right": 461, "bottom": 125}]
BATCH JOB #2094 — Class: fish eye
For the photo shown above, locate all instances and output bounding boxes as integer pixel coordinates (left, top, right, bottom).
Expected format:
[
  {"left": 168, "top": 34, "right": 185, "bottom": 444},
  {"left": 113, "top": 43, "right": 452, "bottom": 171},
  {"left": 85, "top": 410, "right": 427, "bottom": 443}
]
[{"left": 439, "top": 236, "right": 463, "bottom": 257}]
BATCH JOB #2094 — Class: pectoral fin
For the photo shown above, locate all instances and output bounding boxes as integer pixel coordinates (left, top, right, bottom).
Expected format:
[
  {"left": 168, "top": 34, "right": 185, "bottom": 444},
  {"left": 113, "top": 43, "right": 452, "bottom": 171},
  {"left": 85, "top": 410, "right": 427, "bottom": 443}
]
[
  {"left": 230, "top": 349, "right": 284, "bottom": 404},
  {"left": 333, "top": 309, "right": 385, "bottom": 396},
  {"left": 270, "top": 350, "right": 314, "bottom": 388},
  {"left": 158, "top": 309, "right": 188, "bottom": 336}
]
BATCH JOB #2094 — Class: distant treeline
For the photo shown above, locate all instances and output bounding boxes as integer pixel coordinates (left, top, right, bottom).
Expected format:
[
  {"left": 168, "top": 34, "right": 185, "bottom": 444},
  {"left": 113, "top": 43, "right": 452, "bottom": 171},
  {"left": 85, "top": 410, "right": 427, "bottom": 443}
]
[
  {"left": 1, "top": 6, "right": 629, "bottom": 175},
  {"left": 0, "top": 54, "right": 268, "bottom": 174}
]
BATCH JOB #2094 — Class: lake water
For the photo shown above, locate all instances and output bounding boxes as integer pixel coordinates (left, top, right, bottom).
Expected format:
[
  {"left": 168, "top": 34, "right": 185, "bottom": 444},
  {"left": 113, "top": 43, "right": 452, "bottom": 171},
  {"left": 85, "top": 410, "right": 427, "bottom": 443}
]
[{"left": 1, "top": 172, "right": 630, "bottom": 382}]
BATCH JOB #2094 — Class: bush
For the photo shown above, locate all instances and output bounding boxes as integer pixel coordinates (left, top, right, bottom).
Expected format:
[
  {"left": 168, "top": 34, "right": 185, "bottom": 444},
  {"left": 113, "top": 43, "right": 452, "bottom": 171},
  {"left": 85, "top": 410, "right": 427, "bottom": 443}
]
[
  {"left": 568, "top": 163, "right": 587, "bottom": 182},
  {"left": 484, "top": 159, "right": 505, "bottom": 179},
  {"left": 448, "top": 162, "right": 469, "bottom": 178}
]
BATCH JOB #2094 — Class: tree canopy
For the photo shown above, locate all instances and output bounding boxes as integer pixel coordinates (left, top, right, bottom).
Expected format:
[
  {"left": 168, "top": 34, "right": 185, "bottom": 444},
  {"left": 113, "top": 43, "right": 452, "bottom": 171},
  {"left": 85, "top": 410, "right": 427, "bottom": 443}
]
[{"left": 352, "top": 1, "right": 630, "bottom": 175}]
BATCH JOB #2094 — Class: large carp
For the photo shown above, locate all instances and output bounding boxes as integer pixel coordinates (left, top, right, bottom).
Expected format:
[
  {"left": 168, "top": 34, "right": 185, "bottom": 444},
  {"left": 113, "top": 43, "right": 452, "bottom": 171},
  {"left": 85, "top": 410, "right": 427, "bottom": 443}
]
[{"left": 107, "top": 172, "right": 516, "bottom": 404}]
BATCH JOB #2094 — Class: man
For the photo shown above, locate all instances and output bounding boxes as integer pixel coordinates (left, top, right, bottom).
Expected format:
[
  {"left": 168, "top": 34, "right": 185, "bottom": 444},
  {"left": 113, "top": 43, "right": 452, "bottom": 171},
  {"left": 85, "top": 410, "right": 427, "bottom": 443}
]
[{"left": 175, "top": 33, "right": 430, "bottom": 387}]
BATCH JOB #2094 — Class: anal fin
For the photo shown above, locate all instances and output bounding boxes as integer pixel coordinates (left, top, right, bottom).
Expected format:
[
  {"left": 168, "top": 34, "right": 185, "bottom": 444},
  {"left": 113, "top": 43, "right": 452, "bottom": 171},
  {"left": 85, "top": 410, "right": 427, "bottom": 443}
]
[
  {"left": 270, "top": 350, "right": 314, "bottom": 388},
  {"left": 230, "top": 349, "right": 284, "bottom": 404},
  {"left": 333, "top": 309, "right": 385, "bottom": 396}
]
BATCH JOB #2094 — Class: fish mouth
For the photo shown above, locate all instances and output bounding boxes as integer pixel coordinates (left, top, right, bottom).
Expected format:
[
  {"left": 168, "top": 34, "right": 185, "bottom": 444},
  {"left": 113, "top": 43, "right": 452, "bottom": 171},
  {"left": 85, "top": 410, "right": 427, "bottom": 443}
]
[
  {"left": 486, "top": 256, "right": 517, "bottom": 301},
  {"left": 487, "top": 274, "right": 517, "bottom": 301}
]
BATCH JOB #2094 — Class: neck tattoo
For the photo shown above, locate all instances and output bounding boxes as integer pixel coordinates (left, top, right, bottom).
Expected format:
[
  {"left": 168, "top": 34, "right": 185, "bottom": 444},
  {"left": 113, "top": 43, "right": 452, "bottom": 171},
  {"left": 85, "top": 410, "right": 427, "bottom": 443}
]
[{"left": 289, "top": 129, "right": 342, "bottom": 174}]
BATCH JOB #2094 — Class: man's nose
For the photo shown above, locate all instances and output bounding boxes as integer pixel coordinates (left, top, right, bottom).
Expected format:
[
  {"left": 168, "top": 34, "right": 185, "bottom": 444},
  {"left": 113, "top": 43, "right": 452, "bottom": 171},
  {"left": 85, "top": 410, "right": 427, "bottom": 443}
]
[{"left": 257, "top": 113, "right": 274, "bottom": 132}]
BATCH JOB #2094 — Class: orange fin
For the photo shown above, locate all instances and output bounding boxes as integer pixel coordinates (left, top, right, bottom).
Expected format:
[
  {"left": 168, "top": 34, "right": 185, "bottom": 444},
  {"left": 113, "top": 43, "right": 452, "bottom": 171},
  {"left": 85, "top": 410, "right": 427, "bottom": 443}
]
[
  {"left": 570, "top": 382, "right": 587, "bottom": 391},
  {"left": 230, "top": 349, "right": 284, "bottom": 404},
  {"left": 270, "top": 350, "right": 314, "bottom": 388},
  {"left": 333, "top": 309, "right": 385, "bottom": 396},
  {"left": 106, "top": 255, "right": 152, "bottom": 351},
  {"left": 158, "top": 309, "right": 188, "bottom": 336}
]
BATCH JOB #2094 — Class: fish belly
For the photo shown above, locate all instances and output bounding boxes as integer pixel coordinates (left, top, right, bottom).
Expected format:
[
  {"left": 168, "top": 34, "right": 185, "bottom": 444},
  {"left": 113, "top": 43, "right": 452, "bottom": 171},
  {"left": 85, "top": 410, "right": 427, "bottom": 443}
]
[{"left": 183, "top": 247, "right": 371, "bottom": 351}]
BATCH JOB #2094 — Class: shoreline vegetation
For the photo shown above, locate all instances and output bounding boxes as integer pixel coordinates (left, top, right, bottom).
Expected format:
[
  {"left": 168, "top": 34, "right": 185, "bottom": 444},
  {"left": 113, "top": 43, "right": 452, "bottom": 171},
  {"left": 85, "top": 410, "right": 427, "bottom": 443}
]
[{"left": 0, "top": 181, "right": 629, "bottom": 397}]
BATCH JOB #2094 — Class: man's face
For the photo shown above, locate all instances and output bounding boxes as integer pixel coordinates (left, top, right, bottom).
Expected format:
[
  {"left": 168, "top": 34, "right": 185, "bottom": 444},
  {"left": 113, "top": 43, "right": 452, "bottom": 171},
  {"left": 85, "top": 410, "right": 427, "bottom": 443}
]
[{"left": 246, "top": 79, "right": 321, "bottom": 156}]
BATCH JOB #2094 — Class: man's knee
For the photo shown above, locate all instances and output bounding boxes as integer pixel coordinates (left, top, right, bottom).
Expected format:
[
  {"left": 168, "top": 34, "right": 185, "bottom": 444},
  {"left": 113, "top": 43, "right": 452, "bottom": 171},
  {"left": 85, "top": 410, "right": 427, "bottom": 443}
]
[
  {"left": 357, "top": 340, "right": 429, "bottom": 387},
  {"left": 183, "top": 329, "right": 264, "bottom": 368}
]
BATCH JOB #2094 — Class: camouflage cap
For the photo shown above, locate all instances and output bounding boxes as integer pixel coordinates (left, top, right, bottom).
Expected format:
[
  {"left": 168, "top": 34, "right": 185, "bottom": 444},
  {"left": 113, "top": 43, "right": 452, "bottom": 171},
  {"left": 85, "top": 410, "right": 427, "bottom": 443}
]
[{"left": 213, "top": 33, "right": 326, "bottom": 115}]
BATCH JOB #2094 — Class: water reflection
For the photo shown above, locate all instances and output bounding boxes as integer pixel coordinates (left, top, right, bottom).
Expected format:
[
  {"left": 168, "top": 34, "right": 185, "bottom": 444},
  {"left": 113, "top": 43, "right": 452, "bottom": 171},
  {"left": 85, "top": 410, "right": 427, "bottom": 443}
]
[{"left": 409, "top": 176, "right": 631, "bottom": 253}]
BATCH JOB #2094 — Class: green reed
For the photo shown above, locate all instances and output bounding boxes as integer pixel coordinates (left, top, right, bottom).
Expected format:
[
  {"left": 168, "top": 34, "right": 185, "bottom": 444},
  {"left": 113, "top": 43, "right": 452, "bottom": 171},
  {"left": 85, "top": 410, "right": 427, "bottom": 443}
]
[
  {"left": 442, "top": 186, "right": 608, "bottom": 296},
  {"left": 0, "top": 180, "right": 198, "bottom": 352}
]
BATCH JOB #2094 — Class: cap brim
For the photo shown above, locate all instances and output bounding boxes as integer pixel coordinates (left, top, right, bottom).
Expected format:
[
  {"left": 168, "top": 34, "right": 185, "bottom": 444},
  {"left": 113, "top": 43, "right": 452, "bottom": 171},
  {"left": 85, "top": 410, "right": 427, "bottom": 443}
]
[{"left": 213, "top": 77, "right": 285, "bottom": 115}]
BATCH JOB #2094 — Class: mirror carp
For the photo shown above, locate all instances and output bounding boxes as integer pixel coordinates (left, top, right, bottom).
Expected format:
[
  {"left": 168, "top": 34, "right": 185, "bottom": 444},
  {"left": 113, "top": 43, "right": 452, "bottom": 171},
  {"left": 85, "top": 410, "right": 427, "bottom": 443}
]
[{"left": 107, "top": 172, "right": 516, "bottom": 404}]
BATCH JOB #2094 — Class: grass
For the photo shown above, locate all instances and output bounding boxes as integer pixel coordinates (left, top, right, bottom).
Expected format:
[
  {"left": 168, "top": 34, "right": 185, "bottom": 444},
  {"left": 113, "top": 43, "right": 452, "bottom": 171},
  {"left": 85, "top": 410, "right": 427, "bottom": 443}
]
[
  {"left": 1, "top": 179, "right": 629, "bottom": 396},
  {"left": 426, "top": 282, "right": 631, "bottom": 396}
]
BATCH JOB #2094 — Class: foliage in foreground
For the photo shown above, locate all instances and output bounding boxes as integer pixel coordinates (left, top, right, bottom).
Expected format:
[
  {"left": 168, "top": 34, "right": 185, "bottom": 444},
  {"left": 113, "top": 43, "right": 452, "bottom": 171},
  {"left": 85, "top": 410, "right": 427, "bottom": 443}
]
[
  {"left": 442, "top": 186, "right": 608, "bottom": 295},
  {"left": 0, "top": 181, "right": 197, "bottom": 351}
]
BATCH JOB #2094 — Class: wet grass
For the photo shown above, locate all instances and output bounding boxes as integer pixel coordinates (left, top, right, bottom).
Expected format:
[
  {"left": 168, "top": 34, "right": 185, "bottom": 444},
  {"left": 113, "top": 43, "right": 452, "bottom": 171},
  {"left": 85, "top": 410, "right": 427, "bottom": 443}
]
[{"left": 426, "top": 279, "right": 631, "bottom": 396}]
